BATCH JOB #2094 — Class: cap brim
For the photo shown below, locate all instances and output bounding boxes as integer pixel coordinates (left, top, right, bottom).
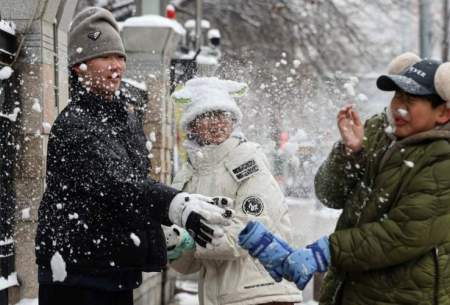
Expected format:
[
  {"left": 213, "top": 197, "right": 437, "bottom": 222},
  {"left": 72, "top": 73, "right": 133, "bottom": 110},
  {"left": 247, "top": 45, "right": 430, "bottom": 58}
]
[{"left": 376, "top": 75, "right": 434, "bottom": 95}]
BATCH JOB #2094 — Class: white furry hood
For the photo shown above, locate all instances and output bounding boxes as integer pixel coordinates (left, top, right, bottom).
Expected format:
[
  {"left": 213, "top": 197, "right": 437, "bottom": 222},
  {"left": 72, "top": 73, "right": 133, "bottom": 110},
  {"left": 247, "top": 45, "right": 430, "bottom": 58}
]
[{"left": 171, "top": 77, "right": 248, "bottom": 131}]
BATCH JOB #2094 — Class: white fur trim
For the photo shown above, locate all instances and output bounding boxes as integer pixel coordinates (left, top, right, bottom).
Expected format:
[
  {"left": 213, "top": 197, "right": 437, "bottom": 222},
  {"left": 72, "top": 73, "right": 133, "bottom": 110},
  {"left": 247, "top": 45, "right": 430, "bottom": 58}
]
[
  {"left": 387, "top": 52, "right": 421, "bottom": 75},
  {"left": 435, "top": 62, "right": 450, "bottom": 104},
  {"left": 180, "top": 89, "right": 243, "bottom": 130},
  {"left": 171, "top": 77, "right": 247, "bottom": 130}
]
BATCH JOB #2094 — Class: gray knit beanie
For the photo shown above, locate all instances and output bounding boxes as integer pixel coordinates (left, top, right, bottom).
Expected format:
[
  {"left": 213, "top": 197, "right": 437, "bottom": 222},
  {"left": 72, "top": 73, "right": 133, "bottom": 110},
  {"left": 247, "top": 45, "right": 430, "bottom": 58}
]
[{"left": 68, "top": 7, "right": 126, "bottom": 67}]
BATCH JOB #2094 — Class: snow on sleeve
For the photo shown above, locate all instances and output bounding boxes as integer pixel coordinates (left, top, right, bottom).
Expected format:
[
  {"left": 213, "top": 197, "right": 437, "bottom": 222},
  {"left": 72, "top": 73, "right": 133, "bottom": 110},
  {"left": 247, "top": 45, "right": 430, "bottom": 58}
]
[
  {"left": 50, "top": 251, "right": 67, "bottom": 282},
  {"left": 0, "top": 272, "right": 18, "bottom": 290}
]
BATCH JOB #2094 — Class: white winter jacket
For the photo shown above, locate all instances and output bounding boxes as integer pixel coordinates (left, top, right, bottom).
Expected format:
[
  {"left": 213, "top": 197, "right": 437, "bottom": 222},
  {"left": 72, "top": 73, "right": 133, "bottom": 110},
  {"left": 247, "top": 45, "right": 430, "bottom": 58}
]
[{"left": 170, "top": 137, "right": 302, "bottom": 305}]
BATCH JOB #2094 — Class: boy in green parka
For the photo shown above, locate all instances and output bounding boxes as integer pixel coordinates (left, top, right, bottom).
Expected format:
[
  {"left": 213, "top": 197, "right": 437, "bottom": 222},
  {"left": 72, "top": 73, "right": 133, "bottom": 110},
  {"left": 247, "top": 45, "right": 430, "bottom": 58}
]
[{"left": 237, "top": 52, "right": 450, "bottom": 305}]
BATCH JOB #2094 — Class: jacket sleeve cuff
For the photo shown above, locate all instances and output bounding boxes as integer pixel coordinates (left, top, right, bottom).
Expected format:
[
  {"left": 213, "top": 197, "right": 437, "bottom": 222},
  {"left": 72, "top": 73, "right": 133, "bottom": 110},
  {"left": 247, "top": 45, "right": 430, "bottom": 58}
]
[{"left": 143, "top": 179, "right": 181, "bottom": 225}]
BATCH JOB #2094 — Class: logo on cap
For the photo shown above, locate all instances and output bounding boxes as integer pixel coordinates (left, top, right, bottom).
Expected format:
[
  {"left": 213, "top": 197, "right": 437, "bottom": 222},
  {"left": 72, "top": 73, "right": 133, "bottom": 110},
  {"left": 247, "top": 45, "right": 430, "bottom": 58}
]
[
  {"left": 407, "top": 66, "right": 426, "bottom": 78},
  {"left": 88, "top": 31, "right": 102, "bottom": 41}
]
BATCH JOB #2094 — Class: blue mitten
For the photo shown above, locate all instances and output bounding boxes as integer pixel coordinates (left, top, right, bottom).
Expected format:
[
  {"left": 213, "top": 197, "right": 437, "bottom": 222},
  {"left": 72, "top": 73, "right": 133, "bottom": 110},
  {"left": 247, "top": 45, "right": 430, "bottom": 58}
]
[
  {"left": 282, "top": 236, "right": 330, "bottom": 290},
  {"left": 239, "top": 221, "right": 294, "bottom": 282}
]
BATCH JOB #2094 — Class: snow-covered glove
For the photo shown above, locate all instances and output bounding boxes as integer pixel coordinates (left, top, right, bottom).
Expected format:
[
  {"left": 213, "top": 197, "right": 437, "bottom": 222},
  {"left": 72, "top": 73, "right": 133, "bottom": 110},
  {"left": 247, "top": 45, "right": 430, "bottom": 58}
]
[
  {"left": 282, "top": 236, "right": 330, "bottom": 290},
  {"left": 162, "top": 225, "right": 195, "bottom": 261},
  {"left": 238, "top": 221, "right": 294, "bottom": 282},
  {"left": 168, "top": 192, "right": 233, "bottom": 247}
]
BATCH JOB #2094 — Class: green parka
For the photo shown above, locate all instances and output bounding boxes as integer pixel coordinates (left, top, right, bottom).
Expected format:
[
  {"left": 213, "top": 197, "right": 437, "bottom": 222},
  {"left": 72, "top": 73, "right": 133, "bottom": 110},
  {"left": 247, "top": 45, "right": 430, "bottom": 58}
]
[{"left": 315, "top": 112, "right": 450, "bottom": 305}]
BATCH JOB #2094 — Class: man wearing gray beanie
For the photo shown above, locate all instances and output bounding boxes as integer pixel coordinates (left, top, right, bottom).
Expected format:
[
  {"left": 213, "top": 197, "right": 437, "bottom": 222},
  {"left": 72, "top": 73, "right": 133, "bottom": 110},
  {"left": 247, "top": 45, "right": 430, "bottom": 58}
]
[{"left": 35, "top": 7, "right": 232, "bottom": 305}]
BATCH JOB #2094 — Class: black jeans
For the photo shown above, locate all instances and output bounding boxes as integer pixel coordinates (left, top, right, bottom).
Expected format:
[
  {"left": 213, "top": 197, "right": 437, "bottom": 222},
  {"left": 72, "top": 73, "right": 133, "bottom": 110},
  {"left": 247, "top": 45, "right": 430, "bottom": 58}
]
[{"left": 39, "top": 284, "right": 133, "bottom": 305}]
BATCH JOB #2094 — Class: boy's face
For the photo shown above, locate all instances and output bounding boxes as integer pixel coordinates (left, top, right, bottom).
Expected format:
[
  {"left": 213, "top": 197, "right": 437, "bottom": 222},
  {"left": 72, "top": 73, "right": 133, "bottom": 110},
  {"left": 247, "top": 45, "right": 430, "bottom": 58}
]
[
  {"left": 390, "top": 91, "right": 450, "bottom": 139},
  {"left": 74, "top": 54, "right": 126, "bottom": 99},
  {"left": 188, "top": 112, "right": 234, "bottom": 145}
]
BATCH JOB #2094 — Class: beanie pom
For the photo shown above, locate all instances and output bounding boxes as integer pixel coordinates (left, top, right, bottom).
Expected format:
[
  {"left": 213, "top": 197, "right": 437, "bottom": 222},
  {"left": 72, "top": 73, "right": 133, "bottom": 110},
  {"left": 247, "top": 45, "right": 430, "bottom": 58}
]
[
  {"left": 434, "top": 62, "right": 450, "bottom": 104},
  {"left": 387, "top": 52, "right": 421, "bottom": 75}
]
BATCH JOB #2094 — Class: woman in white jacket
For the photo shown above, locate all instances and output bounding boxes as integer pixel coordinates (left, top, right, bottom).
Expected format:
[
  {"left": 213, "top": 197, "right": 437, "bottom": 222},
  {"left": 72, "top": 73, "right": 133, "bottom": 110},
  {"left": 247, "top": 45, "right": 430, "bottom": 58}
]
[{"left": 166, "top": 77, "right": 302, "bottom": 305}]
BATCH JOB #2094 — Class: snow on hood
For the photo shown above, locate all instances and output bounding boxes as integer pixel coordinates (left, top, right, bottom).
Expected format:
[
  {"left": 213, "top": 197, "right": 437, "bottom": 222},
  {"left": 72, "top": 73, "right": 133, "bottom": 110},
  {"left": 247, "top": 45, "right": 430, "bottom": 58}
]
[{"left": 172, "top": 77, "right": 248, "bottom": 131}]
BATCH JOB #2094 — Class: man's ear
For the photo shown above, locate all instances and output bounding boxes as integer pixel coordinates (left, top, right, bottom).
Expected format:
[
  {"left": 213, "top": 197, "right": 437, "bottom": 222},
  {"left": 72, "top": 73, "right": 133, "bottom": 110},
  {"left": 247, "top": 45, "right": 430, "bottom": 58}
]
[{"left": 436, "top": 104, "right": 450, "bottom": 125}]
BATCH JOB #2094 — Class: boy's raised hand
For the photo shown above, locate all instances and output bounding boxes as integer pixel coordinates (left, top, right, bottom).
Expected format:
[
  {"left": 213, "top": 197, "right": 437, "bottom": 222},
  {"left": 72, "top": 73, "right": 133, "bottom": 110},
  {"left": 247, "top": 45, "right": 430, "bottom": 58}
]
[{"left": 337, "top": 104, "right": 364, "bottom": 153}]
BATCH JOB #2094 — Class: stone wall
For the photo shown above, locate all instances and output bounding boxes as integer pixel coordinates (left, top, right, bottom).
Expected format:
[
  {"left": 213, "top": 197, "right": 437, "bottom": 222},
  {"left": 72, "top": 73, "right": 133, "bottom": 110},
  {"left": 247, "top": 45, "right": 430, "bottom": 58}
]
[{"left": 1, "top": 0, "right": 76, "bottom": 303}]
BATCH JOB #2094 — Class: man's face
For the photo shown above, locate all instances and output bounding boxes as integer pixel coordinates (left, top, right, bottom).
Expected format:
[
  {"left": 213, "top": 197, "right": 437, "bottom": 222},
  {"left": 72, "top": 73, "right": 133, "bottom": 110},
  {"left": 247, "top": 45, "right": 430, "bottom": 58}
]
[
  {"left": 389, "top": 91, "right": 450, "bottom": 138},
  {"left": 74, "top": 54, "right": 126, "bottom": 98},
  {"left": 188, "top": 112, "right": 234, "bottom": 145}
]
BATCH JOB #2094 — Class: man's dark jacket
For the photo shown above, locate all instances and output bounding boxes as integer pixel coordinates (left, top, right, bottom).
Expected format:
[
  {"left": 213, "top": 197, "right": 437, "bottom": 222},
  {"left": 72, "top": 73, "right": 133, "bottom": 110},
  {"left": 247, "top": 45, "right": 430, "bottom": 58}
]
[{"left": 35, "top": 81, "right": 179, "bottom": 287}]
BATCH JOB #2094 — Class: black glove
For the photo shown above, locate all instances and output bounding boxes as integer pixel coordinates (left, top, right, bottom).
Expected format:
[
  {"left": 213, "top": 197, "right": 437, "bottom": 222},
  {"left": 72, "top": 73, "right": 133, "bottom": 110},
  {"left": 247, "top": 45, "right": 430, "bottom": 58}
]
[{"left": 168, "top": 193, "right": 233, "bottom": 247}]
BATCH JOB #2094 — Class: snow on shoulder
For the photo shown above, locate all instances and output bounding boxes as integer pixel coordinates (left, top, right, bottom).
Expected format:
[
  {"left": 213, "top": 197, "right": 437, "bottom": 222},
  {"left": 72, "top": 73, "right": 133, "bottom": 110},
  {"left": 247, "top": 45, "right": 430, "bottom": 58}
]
[{"left": 123, "top": 15, "right": 186, "bottom": 35}]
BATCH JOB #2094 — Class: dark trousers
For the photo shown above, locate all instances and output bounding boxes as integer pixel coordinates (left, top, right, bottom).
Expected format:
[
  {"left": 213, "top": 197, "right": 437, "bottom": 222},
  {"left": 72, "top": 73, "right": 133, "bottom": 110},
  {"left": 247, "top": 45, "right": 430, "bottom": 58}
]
[{"left": 39, "top": 284, "right": 133, "bottom": 305}]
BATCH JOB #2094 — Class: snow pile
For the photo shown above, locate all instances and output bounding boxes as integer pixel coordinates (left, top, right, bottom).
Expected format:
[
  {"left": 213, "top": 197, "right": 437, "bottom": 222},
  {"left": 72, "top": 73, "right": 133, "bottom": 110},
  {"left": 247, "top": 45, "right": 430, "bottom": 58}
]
[
  {"left": 0, "top": 272, "right": 18, "bottom": 290},
  {"left": 184, "top": 19, "right": 210, "bottom": 30},
  {"left": 0, "top": 66, "right": 13, "bottom": 79},
  {"left": 50, "top": 252, "right": 67, "bottom": 282},
  {"left": 123, "top": 15, "right": 186, "bottom": 35}
]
